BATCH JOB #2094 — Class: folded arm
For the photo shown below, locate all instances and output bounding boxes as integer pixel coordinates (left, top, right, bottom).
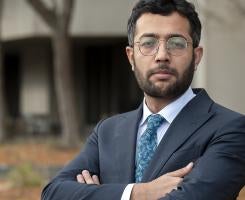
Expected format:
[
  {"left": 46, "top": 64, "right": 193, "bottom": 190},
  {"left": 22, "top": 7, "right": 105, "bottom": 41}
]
[
  {"left": 76, "top": 163, "right": 194, "bottom": 200},
  {"left": 41, "top": 122, "right": 128, "bottom": 200},
  {"left": 161, "top": 119, "right": 245, "bottom": 200}
]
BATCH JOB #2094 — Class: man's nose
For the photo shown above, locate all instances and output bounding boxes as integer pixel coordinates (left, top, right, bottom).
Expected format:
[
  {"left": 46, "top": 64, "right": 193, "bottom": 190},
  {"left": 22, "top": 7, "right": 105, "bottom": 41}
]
[{"left": 154, "top": 41, "right": 170, "bottom": 62}]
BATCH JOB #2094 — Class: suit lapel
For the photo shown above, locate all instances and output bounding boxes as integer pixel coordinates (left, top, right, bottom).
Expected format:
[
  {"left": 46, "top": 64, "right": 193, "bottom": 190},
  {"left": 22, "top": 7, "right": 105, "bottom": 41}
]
[
  {"left": 114, "top": 105, "right": 142, "bottom": 183},
  {"left": 142, "top": 89, "right": 215, "bottom": 181}
]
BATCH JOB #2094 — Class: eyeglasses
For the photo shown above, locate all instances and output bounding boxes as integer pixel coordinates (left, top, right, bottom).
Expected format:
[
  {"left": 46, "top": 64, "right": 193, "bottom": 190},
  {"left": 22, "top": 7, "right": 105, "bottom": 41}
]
[{"left": 134, "top": 36, "right": 192, "bottom": 56}]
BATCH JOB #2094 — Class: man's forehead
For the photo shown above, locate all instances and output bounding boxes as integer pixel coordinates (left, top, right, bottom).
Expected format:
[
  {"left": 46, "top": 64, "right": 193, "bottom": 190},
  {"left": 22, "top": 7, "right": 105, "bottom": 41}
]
[{"left": 134, "top": 12, "right": 191, "bottom": 40}]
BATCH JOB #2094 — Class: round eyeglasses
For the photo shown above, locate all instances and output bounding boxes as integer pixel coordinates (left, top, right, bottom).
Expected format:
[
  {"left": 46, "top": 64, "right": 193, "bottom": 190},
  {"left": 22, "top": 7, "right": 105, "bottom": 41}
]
[{"left": 134, "top": 36, "right": 192, "bottom": 56}]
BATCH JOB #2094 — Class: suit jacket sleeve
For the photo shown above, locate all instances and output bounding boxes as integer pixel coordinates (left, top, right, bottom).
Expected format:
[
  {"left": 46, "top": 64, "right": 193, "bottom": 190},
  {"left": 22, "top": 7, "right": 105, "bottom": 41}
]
[
  {"left": 161, "top": 116, "right": 245, "bottom": 200},
  {"left": 41, "top": 120, "right": 127, "bottom": 200}
]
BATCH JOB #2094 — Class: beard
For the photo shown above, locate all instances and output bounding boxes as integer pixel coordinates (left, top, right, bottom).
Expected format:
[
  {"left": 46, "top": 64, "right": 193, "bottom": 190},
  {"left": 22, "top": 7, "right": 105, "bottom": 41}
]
[{"left": 133, "top": 54, "right": 195, "bottom": 100}]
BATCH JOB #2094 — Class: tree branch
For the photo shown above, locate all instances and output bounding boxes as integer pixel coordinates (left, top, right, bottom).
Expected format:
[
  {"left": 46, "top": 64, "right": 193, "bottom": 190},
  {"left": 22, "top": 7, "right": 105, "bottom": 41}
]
[
  {"left": 62, "top": 0, "right": 74, "bottom": 32},
  {"left": 233, "top": 0, "right": 245, "bottom": 15},
  {"left": 26, "top": 0, "right": 57, "bottom": 30},
  {"left": 0, "top": 0, "right": 3, "bottom": 35}
]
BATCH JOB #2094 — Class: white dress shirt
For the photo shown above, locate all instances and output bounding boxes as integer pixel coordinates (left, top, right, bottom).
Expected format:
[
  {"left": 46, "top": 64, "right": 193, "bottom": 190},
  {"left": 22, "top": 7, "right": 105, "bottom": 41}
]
[{"left": 121, "top": 87, "right": 196, "bottom": 200}]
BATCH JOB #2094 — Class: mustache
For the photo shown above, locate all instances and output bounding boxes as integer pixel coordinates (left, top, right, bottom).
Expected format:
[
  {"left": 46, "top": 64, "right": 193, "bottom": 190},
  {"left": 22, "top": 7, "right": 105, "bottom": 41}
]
[{"left": 147, "top": 63, "right": 178, "bottom": 78}]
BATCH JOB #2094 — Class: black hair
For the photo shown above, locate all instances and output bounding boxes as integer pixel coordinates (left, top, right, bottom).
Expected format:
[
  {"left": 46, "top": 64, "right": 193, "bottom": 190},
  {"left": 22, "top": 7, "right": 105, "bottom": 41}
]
[{"left": 127, "top": 0, "right": 201, "bottom": 48}]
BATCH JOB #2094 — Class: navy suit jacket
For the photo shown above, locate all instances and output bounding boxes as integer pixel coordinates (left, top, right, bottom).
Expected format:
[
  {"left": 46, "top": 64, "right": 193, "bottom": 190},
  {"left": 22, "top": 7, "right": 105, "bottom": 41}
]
[{"left": 41, "top": 89, "right": 245, "bottom": 200}]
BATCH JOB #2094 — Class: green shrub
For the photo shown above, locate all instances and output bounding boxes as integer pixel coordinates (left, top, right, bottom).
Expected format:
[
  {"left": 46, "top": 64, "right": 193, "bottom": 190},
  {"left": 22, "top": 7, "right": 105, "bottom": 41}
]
[{"left": 7, "top": 162, "right": 44, "bottom": 187}]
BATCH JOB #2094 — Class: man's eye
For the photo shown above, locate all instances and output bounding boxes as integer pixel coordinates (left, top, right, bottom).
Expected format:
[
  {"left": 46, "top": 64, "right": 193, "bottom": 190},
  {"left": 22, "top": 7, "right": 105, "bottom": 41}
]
[
  {"left": 141, "top": 41, "right": 155, "bottom": 47},
  {"left": 169, "top": 42, "right": 185, "bottom": 49},
  {"left": 141, "top": 40, "right": 156, "bottom": 48},
  {"left": 168, "top": 37, "right": 187, "bottom": 49}
]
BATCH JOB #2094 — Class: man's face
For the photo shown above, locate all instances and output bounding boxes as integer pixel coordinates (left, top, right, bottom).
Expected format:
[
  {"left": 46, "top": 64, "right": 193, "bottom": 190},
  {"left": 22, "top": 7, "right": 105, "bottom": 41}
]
[{"left": 126, "top": 12, "right": 203, "bottom": 100}]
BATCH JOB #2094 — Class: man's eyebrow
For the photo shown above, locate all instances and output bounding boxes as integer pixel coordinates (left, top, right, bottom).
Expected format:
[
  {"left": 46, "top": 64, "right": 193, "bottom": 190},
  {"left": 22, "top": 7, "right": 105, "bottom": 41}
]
[
  {"left": 138, "top": 33, "right": 188, "bottom": 40},
  {"left": 167, "top": 33, "right": 188, "bottom": 40},
  {"left": 139, "top": 33, "right": 159, "bottom": 39}
]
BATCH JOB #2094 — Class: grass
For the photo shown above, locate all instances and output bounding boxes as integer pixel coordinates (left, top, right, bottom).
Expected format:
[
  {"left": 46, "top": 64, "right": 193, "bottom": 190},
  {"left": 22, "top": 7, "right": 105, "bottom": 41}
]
[{"left": 7, "top": 162, "right": 44, "bottom": 187}]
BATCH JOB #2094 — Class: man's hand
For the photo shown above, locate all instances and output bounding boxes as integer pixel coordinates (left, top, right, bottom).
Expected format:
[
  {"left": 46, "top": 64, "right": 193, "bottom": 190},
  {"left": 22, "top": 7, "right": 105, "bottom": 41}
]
[
  {"left": 131, "top": 162, "right": 193, "bottom": 200},
  {"left": 77, "top": 170, "right": 100, "bottom": 185}
]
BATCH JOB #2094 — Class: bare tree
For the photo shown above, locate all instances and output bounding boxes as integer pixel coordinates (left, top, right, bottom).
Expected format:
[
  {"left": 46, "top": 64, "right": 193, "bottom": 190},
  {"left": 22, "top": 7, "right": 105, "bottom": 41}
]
[
  {"left": 26, "top": 0, "right": 80, "bottom": 146},
  {"left": 0, "top": 0, "right": 6, "bottom": 142}
]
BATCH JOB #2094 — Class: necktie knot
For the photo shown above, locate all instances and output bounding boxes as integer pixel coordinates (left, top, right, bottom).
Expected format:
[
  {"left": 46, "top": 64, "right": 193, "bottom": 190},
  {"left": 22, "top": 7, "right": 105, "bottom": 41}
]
[{"left": 147, "top": 114, "right": 164, "bottom": 130}]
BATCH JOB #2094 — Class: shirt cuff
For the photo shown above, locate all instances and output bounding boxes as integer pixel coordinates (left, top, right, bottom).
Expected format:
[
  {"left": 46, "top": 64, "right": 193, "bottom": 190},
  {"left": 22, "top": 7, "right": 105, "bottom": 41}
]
[{"left": 121, "top": 184, "right": 135, "bottom": 200}]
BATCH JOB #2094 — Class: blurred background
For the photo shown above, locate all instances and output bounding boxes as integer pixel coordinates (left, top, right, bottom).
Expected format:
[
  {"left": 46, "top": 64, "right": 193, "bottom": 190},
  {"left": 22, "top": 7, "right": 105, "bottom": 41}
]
[{"left": 0, "top": 0, "right": 244, "bottom": 199}]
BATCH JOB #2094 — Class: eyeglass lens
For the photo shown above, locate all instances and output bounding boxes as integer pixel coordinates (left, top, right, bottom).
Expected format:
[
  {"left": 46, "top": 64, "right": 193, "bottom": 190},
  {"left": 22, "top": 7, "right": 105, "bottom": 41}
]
[{"left": 138, "top": 36, "right": 188, "bottom": 56}]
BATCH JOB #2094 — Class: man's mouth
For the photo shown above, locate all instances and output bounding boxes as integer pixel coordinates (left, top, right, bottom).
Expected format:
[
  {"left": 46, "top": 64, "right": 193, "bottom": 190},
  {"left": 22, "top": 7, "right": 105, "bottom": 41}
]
[{"left": 150, "top": 69, "right": 175, "bottom": 80}]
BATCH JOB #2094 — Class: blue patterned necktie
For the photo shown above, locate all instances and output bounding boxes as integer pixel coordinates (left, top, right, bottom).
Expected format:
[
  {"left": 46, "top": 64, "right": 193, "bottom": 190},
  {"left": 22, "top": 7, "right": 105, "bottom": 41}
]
[{"left": 135, "top": 114, "right": 164, "bottom": 182}]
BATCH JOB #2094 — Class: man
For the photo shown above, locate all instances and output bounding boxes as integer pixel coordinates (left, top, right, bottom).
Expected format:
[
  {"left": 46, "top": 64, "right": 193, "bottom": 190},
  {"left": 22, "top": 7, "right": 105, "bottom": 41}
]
[{"left": 41, "top": 0, "right": 245, "bottom": 199}]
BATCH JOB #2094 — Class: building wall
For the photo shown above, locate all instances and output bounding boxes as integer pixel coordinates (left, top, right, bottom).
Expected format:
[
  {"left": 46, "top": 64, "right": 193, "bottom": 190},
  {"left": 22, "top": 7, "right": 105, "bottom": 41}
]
[
  {"left": 193, "top": 0, "right": 245, "bottom": 114},
  {"left": 71, "top": 0, "right": 137, "bottom": 36},
  {"left": 2, "top": 0, "right": 50, "bottom": 40},
  {"left": 1, "top": 0, "right": 137, "bottom": 40}
]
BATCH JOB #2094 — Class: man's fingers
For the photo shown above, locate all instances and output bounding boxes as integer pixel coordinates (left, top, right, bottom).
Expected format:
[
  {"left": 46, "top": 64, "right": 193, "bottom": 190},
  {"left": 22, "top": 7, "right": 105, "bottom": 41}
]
[
  {"left": 168, "top": 162, "right": 193, "bottom": 177},
  {"left": 77, "top": 170, "right": 100, "bottom": 185},
  {"left": 77, "top": 174, "right": 85, "bottom": 183},
  {"left": 92, "top": 175, "right": 100, "bottom": 185},
  {"left": 82, "top": 170, "right": 95, "bottom": 184}
]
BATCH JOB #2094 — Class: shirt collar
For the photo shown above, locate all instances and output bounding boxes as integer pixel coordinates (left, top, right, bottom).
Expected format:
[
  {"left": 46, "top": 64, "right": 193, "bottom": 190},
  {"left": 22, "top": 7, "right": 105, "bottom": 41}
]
[{"left": 140, "top": 87, "right": 196, "bottom": 126}]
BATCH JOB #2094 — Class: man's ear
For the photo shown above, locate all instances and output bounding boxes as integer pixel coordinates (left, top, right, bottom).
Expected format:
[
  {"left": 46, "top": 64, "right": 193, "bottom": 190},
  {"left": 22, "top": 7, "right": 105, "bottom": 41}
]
[
  {"left": 126, "top": 46, "right": 135, "bottom": 71},
  {"left": 194, "top": 46, "right": 203, "bottom": 70}
]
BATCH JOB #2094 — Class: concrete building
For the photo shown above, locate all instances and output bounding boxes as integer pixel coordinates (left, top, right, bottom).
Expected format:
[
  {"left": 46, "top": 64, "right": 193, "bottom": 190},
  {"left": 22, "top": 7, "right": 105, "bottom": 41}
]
[{"left": 1, "top": 0, "right": 245, "bottom": 135}]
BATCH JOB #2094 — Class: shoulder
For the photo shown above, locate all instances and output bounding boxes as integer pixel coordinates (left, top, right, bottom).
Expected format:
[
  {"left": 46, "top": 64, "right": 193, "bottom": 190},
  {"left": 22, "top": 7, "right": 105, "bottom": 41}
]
[
  {"left": 210, "top": 102, "right": 245, "bottom": 132},
  {"left": 190, "top": 88, "right": 245, "bottom": 133},
  {"left": 211, "top": 102, "right": 244, "bottom": 121},
  {"left": 192, "top": 88, "right": 244, "bottom": 122}
]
